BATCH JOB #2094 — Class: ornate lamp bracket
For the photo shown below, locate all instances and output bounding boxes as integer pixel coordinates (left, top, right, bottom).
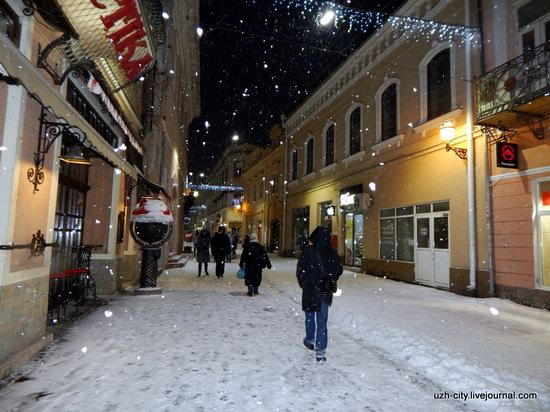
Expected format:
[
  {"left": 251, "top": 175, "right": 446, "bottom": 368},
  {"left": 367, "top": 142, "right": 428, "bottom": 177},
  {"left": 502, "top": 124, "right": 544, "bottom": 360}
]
[
  {"left": 28, "top": 107, "right": 87, "bottom": 193},
  {"left": 444, "top": 143, "right": 468, "bottom": 160}
]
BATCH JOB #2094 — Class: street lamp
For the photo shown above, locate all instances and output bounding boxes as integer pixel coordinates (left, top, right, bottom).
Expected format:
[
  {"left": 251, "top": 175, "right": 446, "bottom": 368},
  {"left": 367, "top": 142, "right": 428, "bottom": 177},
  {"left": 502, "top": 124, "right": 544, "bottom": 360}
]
[
  {"left": 320, "top": 10, "right": 335, "bottom": 26},
  {"left": 440, "top": 121, "right": 467, "bottom": 159},
  {"left": 232, "top": 134, "right": 239, "bottom": 142}
]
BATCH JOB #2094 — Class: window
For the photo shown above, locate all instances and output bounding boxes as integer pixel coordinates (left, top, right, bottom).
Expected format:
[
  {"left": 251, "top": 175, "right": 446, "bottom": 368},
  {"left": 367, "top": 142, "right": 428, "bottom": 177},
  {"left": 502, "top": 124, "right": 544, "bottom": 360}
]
[
  {"left": 0, "top": 1, "right": 20, "bottom": 45},
  {"left": 234, "top": 160, "right": 244, "bottom": 177},
  {"left": 379, "top": 207, "right": 414, "bottom": 262},
  {"left": 319, "top": 201, "right": 334, "bottom": 233},
  {"left": 381, "top": 83, "right": 397, "bottom": 140},
  {"left": 270, "top": 173, "right": 278, "bottom": 194},
  {"left": 305, "top": 137, "right": 314, "bottom": 175},
  {"left": 517, "top": 0, "right": 550, "bottom": 59},
  {"left": 427, "top": 49, "right": 451, "bottom": 120},
  {"left": 324, "top": 124, "right": 335, "bottom": 166},
  {"left": 348, "top": 107, "right": 362, "bottom": 155},
  {"left": 291, "top": 149, "right": 298, "bottom": 181}
]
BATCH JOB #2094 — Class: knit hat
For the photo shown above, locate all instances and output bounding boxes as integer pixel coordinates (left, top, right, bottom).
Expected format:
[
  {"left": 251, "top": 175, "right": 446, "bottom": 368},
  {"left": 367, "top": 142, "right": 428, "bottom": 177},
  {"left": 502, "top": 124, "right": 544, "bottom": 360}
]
[{"left": 249, "top": 233, "right": 258, "bottom": 242}]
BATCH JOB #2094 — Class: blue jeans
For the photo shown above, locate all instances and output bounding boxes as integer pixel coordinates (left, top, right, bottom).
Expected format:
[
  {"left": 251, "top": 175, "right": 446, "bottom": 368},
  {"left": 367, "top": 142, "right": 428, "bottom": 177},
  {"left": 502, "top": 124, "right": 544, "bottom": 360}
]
[{"left": 305, "top": 301, "right": 329, "bottom": 357}]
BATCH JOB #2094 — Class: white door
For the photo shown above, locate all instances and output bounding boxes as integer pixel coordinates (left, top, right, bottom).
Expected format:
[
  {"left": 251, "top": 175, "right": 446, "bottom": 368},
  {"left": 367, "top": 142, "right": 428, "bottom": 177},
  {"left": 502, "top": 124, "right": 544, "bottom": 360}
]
[{"left": 415, "top": 213, "right": 450, "bottom": 287}]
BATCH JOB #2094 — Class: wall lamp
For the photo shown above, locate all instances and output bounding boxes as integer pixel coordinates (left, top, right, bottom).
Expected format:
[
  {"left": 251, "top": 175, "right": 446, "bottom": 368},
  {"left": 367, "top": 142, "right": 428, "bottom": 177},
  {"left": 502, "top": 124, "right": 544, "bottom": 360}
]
[
  {"left": 440, "top": 121, "right": 467, "bottom": 159},
  {"left": 29, "top": 107, "right": 90, "bottom": 192}
]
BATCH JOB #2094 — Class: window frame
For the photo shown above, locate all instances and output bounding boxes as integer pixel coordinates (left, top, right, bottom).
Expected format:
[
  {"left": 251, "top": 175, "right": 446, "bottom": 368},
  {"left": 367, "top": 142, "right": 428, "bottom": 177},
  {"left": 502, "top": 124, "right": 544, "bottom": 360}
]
[
  {"left": 375, "top": 79, "right": 400, "bottom": 143},
  {"left": 290, "top": 148, "right": 298, "bottom": 182},
  {"left": 304, "top": 135, "right": 314, "bottom": 175},
  {"left": 322, "top": 121, "right": 336, "bottom": 167},
  {"left": 419, "top": 43, "right": 456, "bottom": 123},
  {"left": 345, "top": 103, "right": 363, "bottom": 157}
]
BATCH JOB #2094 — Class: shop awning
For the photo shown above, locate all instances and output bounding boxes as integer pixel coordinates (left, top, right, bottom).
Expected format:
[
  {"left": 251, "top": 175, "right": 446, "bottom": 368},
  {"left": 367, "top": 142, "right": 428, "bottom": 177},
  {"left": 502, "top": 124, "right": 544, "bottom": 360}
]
[{"left": 0, "top": 34, "right": 138, "bottom": 179}]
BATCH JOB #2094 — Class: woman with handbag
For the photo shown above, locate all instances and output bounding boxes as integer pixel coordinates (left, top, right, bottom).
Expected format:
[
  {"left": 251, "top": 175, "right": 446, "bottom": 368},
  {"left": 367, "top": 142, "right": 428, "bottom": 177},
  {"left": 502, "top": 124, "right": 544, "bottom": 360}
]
[
  {"left": 296, "top": 226, "right": 343, "bottom": 364},
  {"left": 239, "top": 234, "right": 271, "bottom": 296}
]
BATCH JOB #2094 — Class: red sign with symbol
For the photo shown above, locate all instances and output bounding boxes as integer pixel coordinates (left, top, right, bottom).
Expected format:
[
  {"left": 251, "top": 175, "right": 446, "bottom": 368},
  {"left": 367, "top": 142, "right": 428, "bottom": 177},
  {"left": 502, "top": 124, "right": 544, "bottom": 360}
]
[{"left": 496, "top": 142, "right": 519, "bottom": 169}]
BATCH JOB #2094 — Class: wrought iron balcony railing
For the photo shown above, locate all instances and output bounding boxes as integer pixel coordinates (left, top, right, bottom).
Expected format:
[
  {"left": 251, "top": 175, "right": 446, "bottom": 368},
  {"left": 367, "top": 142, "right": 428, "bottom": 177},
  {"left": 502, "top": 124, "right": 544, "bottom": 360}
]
[{"left": 476, "top": 42, "right": 550, "bottom": 127}]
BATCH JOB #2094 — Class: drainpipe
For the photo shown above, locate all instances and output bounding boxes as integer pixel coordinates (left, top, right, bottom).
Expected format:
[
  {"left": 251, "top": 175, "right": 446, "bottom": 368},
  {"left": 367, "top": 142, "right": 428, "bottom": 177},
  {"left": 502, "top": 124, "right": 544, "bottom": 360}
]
[
  {"left": 465, "top": 0, "right": 477, "bottom": 293},
  {"left": 484, "top": 132, "right": 495, "bottom": 295},
  {"left": 281, "top": 115, "right": 288, "bottom": 252}
]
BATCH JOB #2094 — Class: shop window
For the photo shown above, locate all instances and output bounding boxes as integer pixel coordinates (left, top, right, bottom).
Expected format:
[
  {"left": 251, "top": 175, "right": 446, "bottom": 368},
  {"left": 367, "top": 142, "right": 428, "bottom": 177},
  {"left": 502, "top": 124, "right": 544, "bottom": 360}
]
[
  {"left": 305, "top": 137, "right": 314, "bottom": 175},
  {"left": 427, "top": 49, "right": 451, "bottom": 120},
  {"left": 324, "top": 124, "right": 335, "bottom": 166},
  {"left": 319, "top": 201, "right": 334, "bottom": 233},
  {"left": 0, "top": 1, "right": 20, "bottom": 46},
  {"left": 379, "top": 208, "right": 414, "bottom": 262},
  {"left": 381, "top": 83, "right": 397, "bottom": 141},
  {"left": 292, "top": 207, "right": 310, "bottom": 250}
]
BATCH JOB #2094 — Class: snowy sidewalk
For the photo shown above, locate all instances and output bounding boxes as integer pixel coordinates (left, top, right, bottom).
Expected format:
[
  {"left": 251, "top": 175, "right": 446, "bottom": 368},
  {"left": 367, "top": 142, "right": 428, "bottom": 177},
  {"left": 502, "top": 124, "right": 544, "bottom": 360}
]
[{"left": 0, "top": 254, "right": 548, "bottom": 411}]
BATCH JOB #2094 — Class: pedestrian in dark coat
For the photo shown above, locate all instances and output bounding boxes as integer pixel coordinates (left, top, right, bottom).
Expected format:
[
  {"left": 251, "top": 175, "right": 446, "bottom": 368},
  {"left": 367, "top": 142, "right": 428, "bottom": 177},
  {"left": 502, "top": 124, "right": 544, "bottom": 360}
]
[
  {"left": 296, "top": 226, "right": 343, "bottom": 364},
  {"left": 239, "top": 233, "right": 271, "bottom": 296},
  {"left": 196, "top": 229, "right": 211, "bottom": 277},
  {"left": 243, "top": 234, "right": 250, "bottom": 248},
  {"left": 210, "top": 226, "right": 231, "bottom": 278}
]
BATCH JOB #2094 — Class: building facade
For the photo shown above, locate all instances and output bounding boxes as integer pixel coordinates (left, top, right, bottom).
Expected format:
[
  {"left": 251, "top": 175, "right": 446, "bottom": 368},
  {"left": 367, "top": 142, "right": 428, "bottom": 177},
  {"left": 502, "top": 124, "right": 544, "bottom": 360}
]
[
  {"left": 241, "top": 125, "right": 286, "bottom": 251},
  {"left": 0, "top": 0, "right": 199, "bottom": 377},
  {"left": 477, "top": 0, "right": 550, "bottom": 308},
  {"left": 198, "top": 144, "right": 257, "bottom": 236},
  {"left": 273, "top": 0, "right": 491, "bottom": 298}
]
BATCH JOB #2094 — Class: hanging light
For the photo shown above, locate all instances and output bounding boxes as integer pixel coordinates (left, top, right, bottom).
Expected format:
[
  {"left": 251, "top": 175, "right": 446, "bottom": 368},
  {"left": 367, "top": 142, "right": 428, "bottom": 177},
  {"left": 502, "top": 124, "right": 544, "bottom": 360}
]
[
  {"left": 59, "top": 145, "right": 91, "bottom": 165},
  {"left": 439, "top": 121, "right": 456, "bottom": 141}
]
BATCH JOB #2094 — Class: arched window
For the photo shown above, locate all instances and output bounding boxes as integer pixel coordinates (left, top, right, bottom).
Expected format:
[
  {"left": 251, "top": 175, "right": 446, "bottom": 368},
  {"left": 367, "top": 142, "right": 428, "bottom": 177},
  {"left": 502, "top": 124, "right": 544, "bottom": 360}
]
[
  {"left": 348, "top": 106, "right": 361, "bottom": 156},
  {"left": 305, "top": 137, "right": 314, "bottom": 175},
  {"left": 381, "top": 83, "right": 397, "bottom": 140},
  {"left": 291, "top": 149, "right": 298, "bottom": 181},
  {"left": 324, "top": 124, "right": 335, "bottom": 166},
  {"left": 427, "top": 49, "right": 451, "bottom": 120}
]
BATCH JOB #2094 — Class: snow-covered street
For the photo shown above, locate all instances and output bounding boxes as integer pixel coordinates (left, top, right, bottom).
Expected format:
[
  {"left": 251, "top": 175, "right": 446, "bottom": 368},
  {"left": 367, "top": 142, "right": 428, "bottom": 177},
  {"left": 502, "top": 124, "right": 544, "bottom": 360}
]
[{"left": 1, "top": 254, "right": 549, "bottom": 412}]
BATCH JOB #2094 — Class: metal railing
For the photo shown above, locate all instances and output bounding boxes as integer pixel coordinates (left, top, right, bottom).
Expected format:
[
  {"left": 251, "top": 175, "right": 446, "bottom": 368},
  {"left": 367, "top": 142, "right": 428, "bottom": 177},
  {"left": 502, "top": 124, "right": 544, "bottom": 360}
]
[{"left": 476, "top": 42, "right": 550, "bottom": 123}]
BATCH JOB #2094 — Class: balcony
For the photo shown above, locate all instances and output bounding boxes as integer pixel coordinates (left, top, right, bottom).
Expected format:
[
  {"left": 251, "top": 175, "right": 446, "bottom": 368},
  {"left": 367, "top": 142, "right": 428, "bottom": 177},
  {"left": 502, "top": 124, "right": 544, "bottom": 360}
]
[{"left": 476, "top": 42, "right": 550, "bottom": 132}]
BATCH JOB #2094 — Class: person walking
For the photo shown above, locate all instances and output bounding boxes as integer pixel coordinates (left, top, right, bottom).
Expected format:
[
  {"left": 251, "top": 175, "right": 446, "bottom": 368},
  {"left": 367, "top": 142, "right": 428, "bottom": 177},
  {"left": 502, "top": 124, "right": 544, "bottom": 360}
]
[
  {"left": 296, "top": 226, "right": 343, "bottom": 364},
  {"left": 210, "top": 226, "right": 231, "bottom": 278},
  {"left": 239, "top": 233, "right": 271, "bottom": 296},
  {"left": 192, "top": 230, "right": 200, "bottom": 256},
  {"left": 196, "top": 229, "right": 211, "bottom": 277}
]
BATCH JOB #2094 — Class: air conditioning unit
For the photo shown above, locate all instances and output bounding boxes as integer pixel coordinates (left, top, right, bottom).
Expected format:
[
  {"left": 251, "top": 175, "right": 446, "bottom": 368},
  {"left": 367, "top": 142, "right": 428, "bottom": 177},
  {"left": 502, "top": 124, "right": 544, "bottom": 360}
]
[{"left": 354, "top": 193, "right": 372, "bottom": 211}]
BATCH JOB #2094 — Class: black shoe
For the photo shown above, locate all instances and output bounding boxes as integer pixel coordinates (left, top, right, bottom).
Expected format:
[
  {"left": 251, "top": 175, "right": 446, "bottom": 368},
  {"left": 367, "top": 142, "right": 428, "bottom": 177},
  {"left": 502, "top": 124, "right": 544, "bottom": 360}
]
[
  {"left": 197, "top": 274, "right": 201, "bottom": 277},
  {"left": 303, "top": 339, "right": 314, "bottom": 351},
  {"left": 205, "top": 273, "right": 209, "bottom": 276},
  {"left": 316, "top": 356, "right": 326, "bottom": 364},
  {"left": 247, "top": 291, "right": 253, "bottom": 297}
]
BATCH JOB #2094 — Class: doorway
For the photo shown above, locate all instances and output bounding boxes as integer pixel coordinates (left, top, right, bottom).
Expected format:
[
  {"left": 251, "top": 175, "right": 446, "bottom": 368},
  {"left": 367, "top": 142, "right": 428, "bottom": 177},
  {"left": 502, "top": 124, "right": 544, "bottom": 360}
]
[{"left": 415, "top": 212, "right": 450, "bottom": 287}]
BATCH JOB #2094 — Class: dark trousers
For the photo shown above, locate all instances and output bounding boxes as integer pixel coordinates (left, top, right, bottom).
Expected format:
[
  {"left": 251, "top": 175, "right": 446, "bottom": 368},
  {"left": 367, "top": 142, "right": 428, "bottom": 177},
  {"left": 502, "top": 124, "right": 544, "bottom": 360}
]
[
  {"left": 198, "top": 262, "right": 208, "bottom": 275},
  {"left": 215, "top": 258, "right": 225, "bottom": 277}
]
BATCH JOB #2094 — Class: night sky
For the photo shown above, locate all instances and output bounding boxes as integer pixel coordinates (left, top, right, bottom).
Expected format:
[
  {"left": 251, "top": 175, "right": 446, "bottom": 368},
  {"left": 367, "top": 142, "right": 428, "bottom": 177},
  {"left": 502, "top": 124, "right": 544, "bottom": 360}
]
[{"left": 188, "top": 0, "right": 405, "bottom": 176}]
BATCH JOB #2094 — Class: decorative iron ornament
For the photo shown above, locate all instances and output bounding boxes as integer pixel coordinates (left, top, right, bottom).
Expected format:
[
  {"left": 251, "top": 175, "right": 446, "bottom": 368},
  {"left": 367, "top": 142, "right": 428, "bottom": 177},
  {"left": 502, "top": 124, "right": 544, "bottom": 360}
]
[
  {"left": 480, "top": 125, "right": 517, "bottom": 145},
  {"left": 0, "top": 230, "right": 57, "bottom": 257},
  {"left": 444, "top": 143, "right": 467, "bottom": 160},
  {"left": 28, "top": 107, "right": 92, "bottom": 193}
]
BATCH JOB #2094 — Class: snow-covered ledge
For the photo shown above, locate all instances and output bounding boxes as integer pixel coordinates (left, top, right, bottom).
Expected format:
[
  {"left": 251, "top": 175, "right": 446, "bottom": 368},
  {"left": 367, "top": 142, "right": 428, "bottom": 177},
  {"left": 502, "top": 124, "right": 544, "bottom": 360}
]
[
  {"left": 371, "top": 134, "right": 405, "bottom": 154},
  {"left": 319, "top": 163, "right": 337, "bottom": 176},
  {"left": 342, "top": 150, "right": 366, "bottom": 166},
  {"left": 414, "top": 108, "right": 463, "bottom": 137},
  {"left": 287, "top": 180, "right": 299, "bottom": 190}
]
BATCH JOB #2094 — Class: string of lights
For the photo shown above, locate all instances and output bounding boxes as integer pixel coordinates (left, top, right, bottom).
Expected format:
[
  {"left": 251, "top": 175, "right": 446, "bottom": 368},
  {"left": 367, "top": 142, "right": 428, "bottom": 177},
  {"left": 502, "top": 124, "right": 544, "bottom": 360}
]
[
  {"left": 272, "top": 0, "right": 479, "bottom": 45},
  {"left": 188, "top": 184, "right": 244, "bottom": 192}
]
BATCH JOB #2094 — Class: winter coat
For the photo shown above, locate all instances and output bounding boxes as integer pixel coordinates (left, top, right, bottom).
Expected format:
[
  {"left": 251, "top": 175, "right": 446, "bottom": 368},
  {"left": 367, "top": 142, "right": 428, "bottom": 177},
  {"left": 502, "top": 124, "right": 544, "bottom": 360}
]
[
  {"left": 239, "top": 241, "right": 271, "bottom": 287},
  {"left": 296, "top": 226, "right": 343, "bottom": 311},
  {"left": 196, "top": 233, "right": 211, "bottom": 263},
  {"left": 211, "top": 232, "right": 231, "bottom": 260}
]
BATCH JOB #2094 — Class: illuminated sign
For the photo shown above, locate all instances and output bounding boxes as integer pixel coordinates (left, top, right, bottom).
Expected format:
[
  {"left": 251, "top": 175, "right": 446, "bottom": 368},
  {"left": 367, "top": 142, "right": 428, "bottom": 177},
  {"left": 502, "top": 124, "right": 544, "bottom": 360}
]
[
  {"left": 496, "top": 142, "right": 519, "bottom": 169},
  {"left": 340, "top": 192, "right": 355, "bottom": 206}
]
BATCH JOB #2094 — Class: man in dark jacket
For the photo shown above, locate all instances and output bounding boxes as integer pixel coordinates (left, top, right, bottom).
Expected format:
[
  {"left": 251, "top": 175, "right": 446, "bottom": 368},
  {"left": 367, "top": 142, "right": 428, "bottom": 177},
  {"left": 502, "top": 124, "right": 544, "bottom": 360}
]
[
  {"left": 239, "top": 233, "right": 271, "bottom": 296},
  {"left": 296, "top": 226, "right": 343, "bottom": 364},
  {"left": 210, "top": 226, "right": 231, "bottom": 278}
]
